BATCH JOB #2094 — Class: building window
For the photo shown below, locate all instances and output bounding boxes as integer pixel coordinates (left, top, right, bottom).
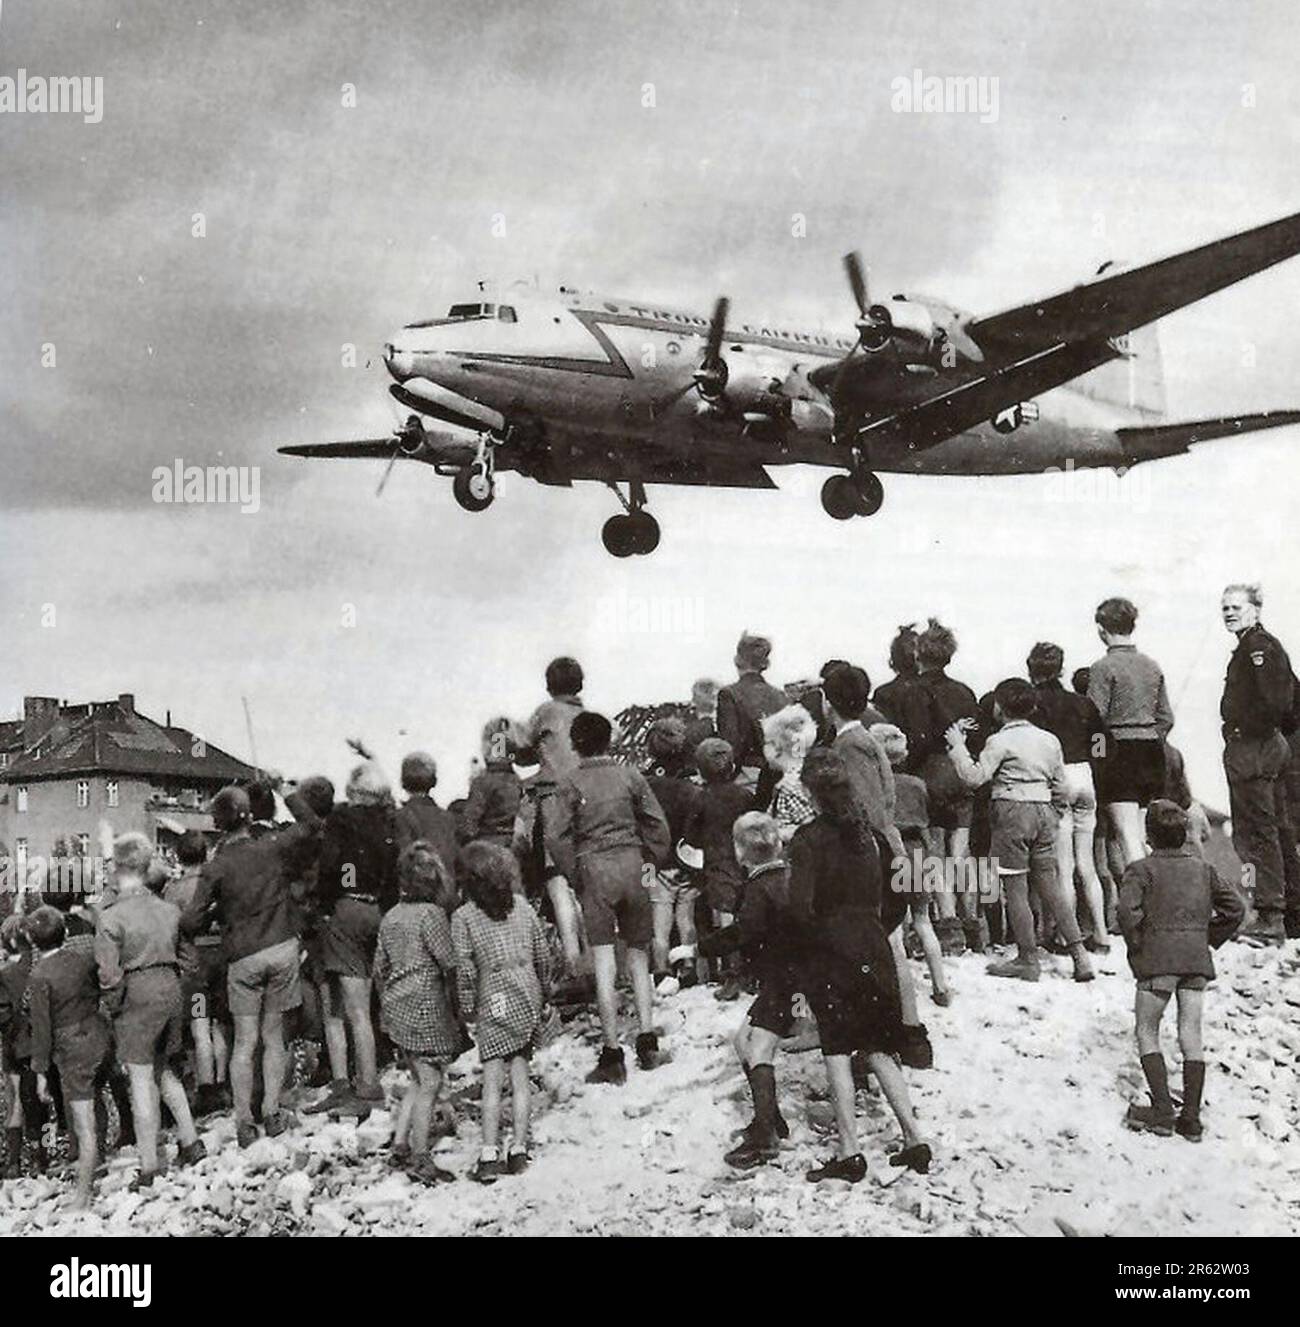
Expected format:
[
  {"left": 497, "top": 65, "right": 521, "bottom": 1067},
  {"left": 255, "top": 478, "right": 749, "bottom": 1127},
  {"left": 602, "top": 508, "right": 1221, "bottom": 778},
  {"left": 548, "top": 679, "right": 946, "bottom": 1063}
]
[
  {"left": 107, "top": 780, "right": 119, "bottom": 808},
  {"left": 77, "top": 780, "right": 90, "bottom": 808},
  {"left": 16, "top": 786, "right": 27, "bottom": 814},
  {"left": 0, "top": 753, "right": 7, "bottom": 769},
  {"left": 77, "top": 834, "right": 91, "bottom": 858},
  {"left": 15, "top": 839, "right": 27, "bottom": 870}
]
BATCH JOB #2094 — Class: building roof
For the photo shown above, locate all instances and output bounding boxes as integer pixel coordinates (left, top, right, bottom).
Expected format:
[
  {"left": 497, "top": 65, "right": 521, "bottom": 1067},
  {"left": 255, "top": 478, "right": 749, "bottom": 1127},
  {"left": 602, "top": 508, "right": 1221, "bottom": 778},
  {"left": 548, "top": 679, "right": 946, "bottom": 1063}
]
[{"left": 1, "top": 696, "right": 257, "bottom": 784}]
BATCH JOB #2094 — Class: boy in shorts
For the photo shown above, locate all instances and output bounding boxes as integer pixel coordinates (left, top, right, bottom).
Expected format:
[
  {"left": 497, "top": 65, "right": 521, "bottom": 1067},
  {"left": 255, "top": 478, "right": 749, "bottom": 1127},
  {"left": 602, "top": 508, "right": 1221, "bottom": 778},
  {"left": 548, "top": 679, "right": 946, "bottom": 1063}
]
[
  {"left": 1119, "top": 800, "right": 1245, "bottom": 1140},
  {"left": 551, "top": 711, "right": 671, "bottom": 1083},
  {"left": 26, "top": 906, "right": 110, "bottom": 1208}
]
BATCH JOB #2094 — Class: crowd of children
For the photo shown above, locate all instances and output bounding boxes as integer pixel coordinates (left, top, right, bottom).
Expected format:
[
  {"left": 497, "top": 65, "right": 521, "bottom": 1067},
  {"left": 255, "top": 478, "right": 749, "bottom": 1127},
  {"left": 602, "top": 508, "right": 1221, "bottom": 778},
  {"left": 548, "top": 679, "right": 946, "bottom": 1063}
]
[{"left": 0, "top": 594, "right": 1282, "bottom": 1207}]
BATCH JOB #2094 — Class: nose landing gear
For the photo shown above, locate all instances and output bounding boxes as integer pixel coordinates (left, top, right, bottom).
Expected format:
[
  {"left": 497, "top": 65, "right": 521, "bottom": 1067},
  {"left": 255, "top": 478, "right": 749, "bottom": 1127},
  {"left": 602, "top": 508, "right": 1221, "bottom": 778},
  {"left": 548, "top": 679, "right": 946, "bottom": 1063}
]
[
  {"left": 602, "top": 480, "right": 661, "bottom": 557},
  {"left": 452, "top": 434, "right": 496, "bottom": 512}
]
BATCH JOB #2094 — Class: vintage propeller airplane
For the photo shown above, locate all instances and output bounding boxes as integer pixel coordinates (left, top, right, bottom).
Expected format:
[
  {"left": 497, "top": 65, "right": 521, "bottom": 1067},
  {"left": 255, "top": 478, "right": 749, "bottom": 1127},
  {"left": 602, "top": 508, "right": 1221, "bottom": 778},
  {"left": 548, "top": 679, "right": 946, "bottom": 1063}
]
[{"left": 281, "top": 210, "right": 1300, "bottom": 556}]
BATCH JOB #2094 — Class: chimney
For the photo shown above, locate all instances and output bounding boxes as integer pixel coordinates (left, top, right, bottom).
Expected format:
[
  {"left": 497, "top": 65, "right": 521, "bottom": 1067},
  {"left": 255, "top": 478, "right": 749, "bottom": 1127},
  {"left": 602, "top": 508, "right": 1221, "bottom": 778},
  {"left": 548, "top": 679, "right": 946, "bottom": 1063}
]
[
  {"left": 118, "top": 693, "right": 135, "bottom": 715},
  {"left": 22, "top": 696, "right": 61, "bottom": 744}
]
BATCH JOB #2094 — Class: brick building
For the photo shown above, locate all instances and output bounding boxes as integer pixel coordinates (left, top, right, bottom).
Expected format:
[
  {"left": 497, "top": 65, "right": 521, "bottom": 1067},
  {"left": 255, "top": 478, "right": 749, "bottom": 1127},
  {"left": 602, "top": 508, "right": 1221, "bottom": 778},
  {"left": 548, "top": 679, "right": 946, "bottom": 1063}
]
[{"left": 0, "top": 693, "right": 258, "bottom": 879}]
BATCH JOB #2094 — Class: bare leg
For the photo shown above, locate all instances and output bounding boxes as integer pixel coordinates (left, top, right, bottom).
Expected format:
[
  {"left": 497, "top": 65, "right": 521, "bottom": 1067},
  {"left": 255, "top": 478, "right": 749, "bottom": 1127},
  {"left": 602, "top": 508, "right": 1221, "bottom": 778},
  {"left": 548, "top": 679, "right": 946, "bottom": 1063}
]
[
  {"left": 211, "top": 1020, "right": 230, "bottom": 1084},
  {"left": 392, "top": 1077, "right": 415, "bottom": 1150},
  {"left": 1109, "top": 801, "right": 1145, "bottom": 870},
  {"left": 1175, "top": 988, "right": 1204, "bottom": 1060},
  {"left": 909, "top": 903, "right": 948, "bottom": 996},
  {"left": 823, "top": 1054, "right": 859, "bottom": 1160},
  {"left": 319, "top": 980, "right": 348, "bottom": 1081},
  {"left": 1134, "top": 988, "right": 1169, "bottom": 1057},
  {"left": 339, "top": 977, "right": 377, "bottom": 1090},
  {"left": 866, "top": 1052, "right": 926, "bottom": 1148},
  {"left": 626, "top": 944, "right": 654, "bottom": 1034},
  {"left": 508, "top": 1055, "right": 531, "bottom": 1152},
  {"left": 158, "top": 1068, "right": 198, "bottom": 1147},
  {"left": 259, "top": 1007, "right": 286, "bottom": 1117},
  {"left": 651, "top": 896, "right": 673, "bottom": 974},
  {"left": 191, "top": 1018, "right": 216, "bottom": 1086},
  {"left": 1073, "top": 826, "right": 1108, "bottom": 941},
  {"left": 69, "top": 1099, "right": 97, "bottom": 1209},
  {"left": 230, "top": 1013, "right": 260, "bottom": 1125},
  {"left": 409, "top": 1060, "right": 440, "bottom": 1155},
  {"left": 745, "top": 1026, "right": 780, "bottom": 1068},
  {"left": 545, "top": 876, "right": 583, "bottom": 974},
  {"left": 591, "top": 944, "right": 619, "bottom": 1045},
  {"left": 950, "top": 827, "right": 974, "bottom": 924},
  {"left": 480, "top": 1058, "right": 504, "bottom": 1152},
  {"left": 126, "top": 1064, "right": 160, "bottom": 1173},
  {"left": 890, "top": 929, "right": 919, "bottom": 1025},
  {"left": 1055, "top": 813, "right": 1080, "bottom": 923}
]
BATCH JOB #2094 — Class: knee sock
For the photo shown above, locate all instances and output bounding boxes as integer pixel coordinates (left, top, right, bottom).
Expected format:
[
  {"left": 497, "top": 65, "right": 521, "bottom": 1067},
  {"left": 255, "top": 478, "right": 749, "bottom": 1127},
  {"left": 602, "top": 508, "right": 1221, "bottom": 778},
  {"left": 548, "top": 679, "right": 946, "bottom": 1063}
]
[
  {"left": 1181, "top": 1060, "right": 1206, "bottom": 1122},
  {"left": 5, "top": 1126, "right": 22, "bottom": 1168},
  {"left": 749, "top": 1064, "right": 778, "bottom": 1140},
  {"left": 1139, "top": 1052, "right": 1173, "bottom": 1112}
]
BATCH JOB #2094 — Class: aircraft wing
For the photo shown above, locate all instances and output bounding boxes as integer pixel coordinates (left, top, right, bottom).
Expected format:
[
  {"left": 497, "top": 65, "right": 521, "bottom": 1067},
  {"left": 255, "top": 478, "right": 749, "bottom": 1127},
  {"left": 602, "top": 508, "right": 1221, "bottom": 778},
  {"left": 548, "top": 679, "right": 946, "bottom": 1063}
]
[
  {"left": 968, "top": 209, "right": 1300, "bottom": 361},
  {"left": 279, "top": 440, "right": 398, "bottom": 459}
]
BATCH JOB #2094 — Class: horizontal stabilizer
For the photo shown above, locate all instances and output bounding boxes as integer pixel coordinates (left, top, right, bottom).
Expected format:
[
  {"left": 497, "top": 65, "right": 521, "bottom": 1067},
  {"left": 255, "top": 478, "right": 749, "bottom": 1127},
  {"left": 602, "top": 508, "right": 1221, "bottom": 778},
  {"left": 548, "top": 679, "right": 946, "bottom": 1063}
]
[{"left": 1117, "top": 410, "right": 1300, "bottom": 461}]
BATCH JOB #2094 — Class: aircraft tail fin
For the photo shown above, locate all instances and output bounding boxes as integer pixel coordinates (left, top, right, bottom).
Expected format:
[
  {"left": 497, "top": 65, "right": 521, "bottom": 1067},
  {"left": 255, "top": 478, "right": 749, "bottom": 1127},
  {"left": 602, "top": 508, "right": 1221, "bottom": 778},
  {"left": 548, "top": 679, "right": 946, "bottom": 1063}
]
[{"left": 1069, "top": 322, "right": 1167, "bottom": 420}]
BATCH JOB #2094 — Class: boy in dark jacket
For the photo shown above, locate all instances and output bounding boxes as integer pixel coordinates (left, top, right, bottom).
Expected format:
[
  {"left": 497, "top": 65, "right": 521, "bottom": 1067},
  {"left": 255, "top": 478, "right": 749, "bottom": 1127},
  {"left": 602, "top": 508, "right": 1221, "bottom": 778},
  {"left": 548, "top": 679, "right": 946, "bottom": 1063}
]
[
  {"left": 684, "top": 738, "right": 755, "bottom": 999},
  {"left": 0, "top": 916, "right": 40, "bottom": 1178},
  {"left": 1119, "top": 799, "right": 1246, "bottom": 1140},
  {"left": 460, "top": 718, "right": 523, "bottom": 850},
  {"left": 642, "top": 718, "right": 703, "bottom": 982},
  {"left": 696, "top": 812, "right": 801, "bottom": 1169},
  {"left": 26, "top": 906, "right": 110, "bottom": 1208},
  {"left": 551, "top": 711, "right": 672, "bottom": 1083}
]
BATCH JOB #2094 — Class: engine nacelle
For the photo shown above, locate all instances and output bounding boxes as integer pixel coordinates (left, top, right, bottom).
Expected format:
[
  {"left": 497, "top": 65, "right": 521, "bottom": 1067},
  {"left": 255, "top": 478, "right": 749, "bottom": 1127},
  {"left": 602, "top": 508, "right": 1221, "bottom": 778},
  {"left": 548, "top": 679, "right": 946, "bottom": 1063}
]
[
  {"left": 723, "top": 364, "right": 793, "bottom": 419},
  {"left": 877, "top": 298, "right": 936, "bottom": 345}
]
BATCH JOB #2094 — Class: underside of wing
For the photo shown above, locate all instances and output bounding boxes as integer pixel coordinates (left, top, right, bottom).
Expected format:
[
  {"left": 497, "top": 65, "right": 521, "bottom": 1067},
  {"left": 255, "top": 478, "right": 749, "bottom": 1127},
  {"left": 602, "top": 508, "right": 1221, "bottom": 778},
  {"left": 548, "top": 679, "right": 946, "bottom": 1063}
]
[
  {"left": 1116, "top": 409, "right": 1300, "bottom": 462},
  {"left": 969, "top": 209, "right": 1300, "bottom": 360}
]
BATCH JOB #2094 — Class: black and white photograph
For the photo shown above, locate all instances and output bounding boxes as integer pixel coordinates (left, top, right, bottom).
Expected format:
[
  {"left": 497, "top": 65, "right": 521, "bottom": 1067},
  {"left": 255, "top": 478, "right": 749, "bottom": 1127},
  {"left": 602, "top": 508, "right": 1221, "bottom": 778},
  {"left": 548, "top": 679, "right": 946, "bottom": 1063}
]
[{"left": 1, "top": 0, "right": 1297, "bottom": 1288}]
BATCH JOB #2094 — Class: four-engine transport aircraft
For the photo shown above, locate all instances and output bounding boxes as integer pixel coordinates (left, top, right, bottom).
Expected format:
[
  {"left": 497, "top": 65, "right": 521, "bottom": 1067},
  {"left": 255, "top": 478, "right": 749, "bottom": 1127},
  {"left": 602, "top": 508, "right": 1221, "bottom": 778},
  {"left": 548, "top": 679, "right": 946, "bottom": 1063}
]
[{"left": 281, "top": 210, "right": 1300, "bottom": 556}]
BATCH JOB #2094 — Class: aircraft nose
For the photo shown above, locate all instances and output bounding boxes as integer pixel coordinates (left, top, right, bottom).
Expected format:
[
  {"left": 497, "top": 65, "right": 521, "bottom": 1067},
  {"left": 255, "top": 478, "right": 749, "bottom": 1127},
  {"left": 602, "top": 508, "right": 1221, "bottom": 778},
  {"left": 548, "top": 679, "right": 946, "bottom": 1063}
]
[{"left": 383, "top": 338, "right": 415, "bottom": 381}]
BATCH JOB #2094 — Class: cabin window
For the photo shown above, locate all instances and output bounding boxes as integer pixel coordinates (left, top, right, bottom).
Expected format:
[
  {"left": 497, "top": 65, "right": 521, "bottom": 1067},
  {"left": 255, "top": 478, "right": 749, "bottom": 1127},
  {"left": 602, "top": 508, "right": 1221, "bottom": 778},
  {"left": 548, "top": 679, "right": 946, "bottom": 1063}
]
[{"left": 497, "top": 305, "right": 517, "bottom": 323}]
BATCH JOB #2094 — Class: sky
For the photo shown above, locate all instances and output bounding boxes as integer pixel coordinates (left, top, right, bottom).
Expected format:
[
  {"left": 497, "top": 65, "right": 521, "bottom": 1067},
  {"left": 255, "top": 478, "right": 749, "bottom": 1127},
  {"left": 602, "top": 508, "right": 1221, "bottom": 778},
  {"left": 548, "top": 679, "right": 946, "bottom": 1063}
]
[{"left": 2, "top": 0, "right": 1300, "bottom": 806}]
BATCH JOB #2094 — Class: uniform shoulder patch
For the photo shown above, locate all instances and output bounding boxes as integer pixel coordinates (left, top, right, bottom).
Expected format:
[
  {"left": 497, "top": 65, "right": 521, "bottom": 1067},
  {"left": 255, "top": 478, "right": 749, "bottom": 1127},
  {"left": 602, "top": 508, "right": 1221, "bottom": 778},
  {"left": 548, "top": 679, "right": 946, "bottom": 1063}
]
[{"left": 1251, "top": 651, "right": 1265, "bottom": 666}]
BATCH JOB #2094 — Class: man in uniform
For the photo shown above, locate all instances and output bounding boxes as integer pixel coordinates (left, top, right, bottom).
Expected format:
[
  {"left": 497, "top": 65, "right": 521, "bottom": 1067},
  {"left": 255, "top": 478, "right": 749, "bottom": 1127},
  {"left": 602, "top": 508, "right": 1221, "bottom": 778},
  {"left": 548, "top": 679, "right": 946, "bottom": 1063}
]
[{"left": 1220, "top": 583, "right": 1298, "bottom": 944}]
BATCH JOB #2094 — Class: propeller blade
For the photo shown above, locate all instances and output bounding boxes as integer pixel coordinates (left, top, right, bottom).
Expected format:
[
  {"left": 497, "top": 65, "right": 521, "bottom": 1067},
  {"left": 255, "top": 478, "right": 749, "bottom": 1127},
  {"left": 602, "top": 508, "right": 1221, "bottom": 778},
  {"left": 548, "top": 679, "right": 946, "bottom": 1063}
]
[
  {"left": 703, "top": 296, "right": 729, "bottom": 365},
  {"left": 375, "top": 449, "right": 399, "bottom": 497},
  {"left": 844, "top": 252, "right": 869, "bottom": 316}
]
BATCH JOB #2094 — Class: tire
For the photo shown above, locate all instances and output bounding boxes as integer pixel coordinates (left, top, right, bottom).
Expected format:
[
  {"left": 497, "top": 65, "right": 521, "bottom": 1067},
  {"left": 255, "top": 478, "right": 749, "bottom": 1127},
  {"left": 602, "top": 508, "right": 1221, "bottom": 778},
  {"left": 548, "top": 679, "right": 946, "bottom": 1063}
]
[
  {"left": 601, "top": 515, "right": 637, "bottom": 557},
  {"left": 626, "top": 512, "right": 661, "bottom": 555},
  {"left": 852, "top": 469, "right": 884, "bottom": 516},
  {"left": 453, "top": 467, "right": 494, "bottom": 512},
  {"left": 820, "top": 474, "right": 860, "bottom": 520}
]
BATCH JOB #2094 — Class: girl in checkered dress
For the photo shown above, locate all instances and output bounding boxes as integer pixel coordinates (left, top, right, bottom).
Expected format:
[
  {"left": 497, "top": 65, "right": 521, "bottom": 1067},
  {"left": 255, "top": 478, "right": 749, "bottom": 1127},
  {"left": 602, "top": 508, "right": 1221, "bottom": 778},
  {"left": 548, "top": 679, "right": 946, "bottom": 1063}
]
[
  {"left": 452, "top": 843, "right": 551, "bottom": 1183},
  {"left": 374, "top": 841, "right": 463, "bottom": 1186},
  {"left": 762, "top": 705, "right": 819, "bottom": 843}
]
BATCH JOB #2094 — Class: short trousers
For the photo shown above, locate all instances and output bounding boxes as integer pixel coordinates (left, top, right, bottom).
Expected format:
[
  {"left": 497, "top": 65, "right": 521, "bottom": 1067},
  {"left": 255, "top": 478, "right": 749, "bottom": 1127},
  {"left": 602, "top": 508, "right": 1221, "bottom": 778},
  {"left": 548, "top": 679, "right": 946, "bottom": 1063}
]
[
  {"left": 990, "top": 800, "right": 1058, "bottom": 875},
  {"left": 1137, "top": 973, "right": 1208, "bottom": 994},
  {"left": 801, "top": 955, "right": 903, "bottom": 1058},
  {"left": 647, "top": 867, "right": 700, "bottom": 910},
  {"left": 400, "top": 1047, "right": 450, "bottom": 1074},
  {"left": 319, "top": 896, "right": 381, "bottom": 978},
  {"left": 577, "top": 848, "right": 653, "bottom": 948},
  {"left": 745, "top": 968, "right": 801, "bottom": 1038},
  {"left": 930, "top": 793, "right": 974, "bottom": 833},
  {"left": 227, "top": 937, "right": 302, "bottom": 1018},
  {"left": 1100, "top": 738, "right": 1166, "bottom": 807},
  {"left": 1059, "top": 762, "right": 1098, "bottom": 833},
  {"left": 704, "top": 871, "right": 742, "bottom": 917},
  {"left": 52, "top": 1015, "right": 110, "bottom": 1102},
  {"left": 114, "top": 967, "right": 184, "bottom": 1068}
]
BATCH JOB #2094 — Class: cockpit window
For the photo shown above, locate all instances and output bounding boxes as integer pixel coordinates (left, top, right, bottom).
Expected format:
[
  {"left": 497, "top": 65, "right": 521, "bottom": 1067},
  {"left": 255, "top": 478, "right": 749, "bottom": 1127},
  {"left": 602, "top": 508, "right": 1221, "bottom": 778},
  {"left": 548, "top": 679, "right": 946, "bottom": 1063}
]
[
  {"left": 498, "top": 305, "right": 517, "bottom": 323},
  {"left": 447, "top": 302, "right": 495, "bottom": 319}
]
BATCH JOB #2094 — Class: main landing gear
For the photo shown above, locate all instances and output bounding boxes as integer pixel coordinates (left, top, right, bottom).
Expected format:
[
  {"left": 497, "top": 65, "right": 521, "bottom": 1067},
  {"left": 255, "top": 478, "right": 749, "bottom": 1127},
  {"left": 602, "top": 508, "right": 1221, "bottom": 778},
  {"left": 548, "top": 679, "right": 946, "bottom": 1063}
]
[
  {"left": 452, "top": 434, "right": 496, "bottom": 512},
  {"left": 820, "top": 467, "right": 884, "bottom": 520},
  {"left": 602, "top": 480, "right": 660, "bottom": 557}
]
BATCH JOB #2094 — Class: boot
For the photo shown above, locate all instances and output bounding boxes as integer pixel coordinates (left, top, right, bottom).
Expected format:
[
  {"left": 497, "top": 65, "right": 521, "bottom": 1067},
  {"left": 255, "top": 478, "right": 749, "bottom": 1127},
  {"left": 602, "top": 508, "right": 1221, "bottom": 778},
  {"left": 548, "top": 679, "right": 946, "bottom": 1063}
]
[
  {"left": 987, "top": 954, "right": 1041, "bottom": 981},
  {"left": 1068, "top": 942, "right": 1095, "bottom": 983},
  {"left": 726, "top": 1063, "right": 780, "bottom": 1168},
  {"left": 1176, "top": 1060, "right": 1206, "bottom": 1142},
  {"left": 585, "top": 1045, "right": 626, "bottom": 1085},
  {"left": 805, "top": 1153, "right": 867, "bottom": 1184},
  {"left": 634, "top": 1031, "right": 661, "bottom": 1071},
  {"left": 962, "top": 915, "right": 988, "bottom": 955},
  {"left": 304, "top": 1078, "right": 352, "bottom": 1115},
  {"left": 3, "top": 1127, "right": 23, "bottom": 1179},
  {"left": 935, "top": 917, "right": 967, "bottom": 956},
  {"left": 1238, "top": 912, "right": 1285, "bottom": 946},
  {"left": 1126, "top": 1052, "right": 1176, "bottom": 1135}
]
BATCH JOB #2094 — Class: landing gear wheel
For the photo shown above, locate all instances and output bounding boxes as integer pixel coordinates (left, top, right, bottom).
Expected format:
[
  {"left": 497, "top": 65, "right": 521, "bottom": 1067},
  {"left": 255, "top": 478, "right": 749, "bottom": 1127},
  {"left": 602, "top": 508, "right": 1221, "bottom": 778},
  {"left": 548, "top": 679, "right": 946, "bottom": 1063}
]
[
  {"left": 851, "top": 469, "right": 884, "bottom": 516},
  {"left": 821, "top": 474, "right": 860, "bottom": 521},
  {"left": 453, "top": 467, "right": 494, "bottom": 512},
  {"left": 626, "top": 511, "right": 661, "bottom": 555},
  {"left": 602, "top": 514, "right": 638, "bottom": 558}
]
